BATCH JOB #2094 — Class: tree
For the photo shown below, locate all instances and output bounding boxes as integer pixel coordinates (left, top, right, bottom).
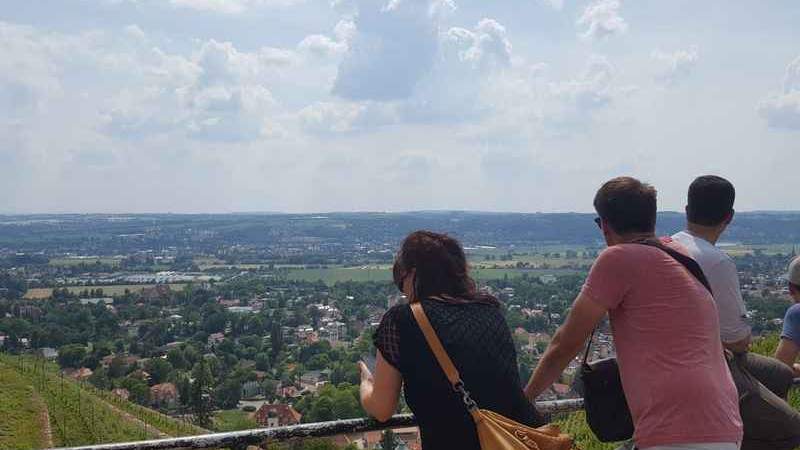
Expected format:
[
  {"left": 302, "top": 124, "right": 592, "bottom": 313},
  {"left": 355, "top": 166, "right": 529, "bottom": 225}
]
[
  {"left": 306, "top": 354, "right": 331, "bottom": 371},
  {"left": 308, "top": 396, "right": 334, "bottom": 422},
  {"left": 191, "top": 359, "right": 213, "bottom": 427},
  {"left": 58, "top": 344, "right": 87, "bottom": 369},
  {"left": 120, "top": 377, "right": 150, "bottom": 405},
  {"left": 214, "top": 378, "right": 242, "bottom": 409},
  {"left": 145, "top": 358, "right": 174, "bottom": 385},
  {"left": 378, "top": 430, "right": 398, "bottom": 450},
  {"left": 270, "top": 320, "right": 283, "bottom": 359},
  {"left": 261, "top": 379, "right": 279, "bottom": 401},
  {"left": 108, "top": 355, "right": 129, "bottom": 378},
  {"left": 255, "top": 352, "right": 271, "bottom": 372},
  {"left": 176, "top": 373, "right": 192, "bottom": 407},
  {"left": 88, "top": 367, "right": 111, "bottom": 390},
  {"left": 167, "top": 348, "right": 188, "bottom": 370},
  {"left": 330, "top": 362, "right": 358, "bottom": 386}
]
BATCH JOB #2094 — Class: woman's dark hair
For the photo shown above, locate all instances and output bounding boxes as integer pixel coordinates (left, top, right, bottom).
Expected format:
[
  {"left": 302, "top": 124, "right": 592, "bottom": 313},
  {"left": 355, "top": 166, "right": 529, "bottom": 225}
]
[
  {"left": 593, "top": 176, "right": 657, "bottom": 235},
  {"left": 392, "top": 230, "right": 498, "bottom": 306}
]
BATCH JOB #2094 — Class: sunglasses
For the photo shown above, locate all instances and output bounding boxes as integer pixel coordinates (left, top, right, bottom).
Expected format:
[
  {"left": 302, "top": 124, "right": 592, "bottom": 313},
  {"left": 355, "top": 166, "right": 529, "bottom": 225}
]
[{"left": 594, "top": 217, "right": 602, "bottom": 229}]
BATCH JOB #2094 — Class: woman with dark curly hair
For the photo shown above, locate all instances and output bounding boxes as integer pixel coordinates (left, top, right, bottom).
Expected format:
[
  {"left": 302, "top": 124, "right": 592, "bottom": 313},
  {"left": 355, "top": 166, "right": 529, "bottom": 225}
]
[{"left": 358, "top": 230, "right": 544, "bottom": 450}]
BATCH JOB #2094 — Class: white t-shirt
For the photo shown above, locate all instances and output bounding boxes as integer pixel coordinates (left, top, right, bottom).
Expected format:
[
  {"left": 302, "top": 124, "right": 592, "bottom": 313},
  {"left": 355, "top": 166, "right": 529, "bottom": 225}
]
[{"left": 672, "top": 231, "right": 751, "bottom": 343}]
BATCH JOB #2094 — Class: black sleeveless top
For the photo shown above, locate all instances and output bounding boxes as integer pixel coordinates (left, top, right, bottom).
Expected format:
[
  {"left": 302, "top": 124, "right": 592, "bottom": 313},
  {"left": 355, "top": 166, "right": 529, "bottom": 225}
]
[{"left": 373, "top": 297, "right": 544, "bottom": 450}]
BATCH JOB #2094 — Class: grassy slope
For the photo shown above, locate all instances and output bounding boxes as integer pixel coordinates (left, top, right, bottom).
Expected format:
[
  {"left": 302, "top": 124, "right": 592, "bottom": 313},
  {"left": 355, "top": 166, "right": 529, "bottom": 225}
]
[
  {"left": 0, "top": 355, "right": 204, "bottom": 447},
  {"left": 0, "top": 365, "right": 46, "bottom": 450}
]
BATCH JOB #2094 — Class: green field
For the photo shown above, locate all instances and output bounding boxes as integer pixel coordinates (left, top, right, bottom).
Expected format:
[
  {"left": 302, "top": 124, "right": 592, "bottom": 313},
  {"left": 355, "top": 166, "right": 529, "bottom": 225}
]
[
  {"left": 49, "top": 258, "right": 122, "bottom": 267},
  {"left": 213, "top": 409, "right": 258, "bottom": 432},
  {"left": 24, "top": 284, "right": 188, "bottom": 300},
  {"left": 280, "top": 267, "right": 580, "bottom": 284}
]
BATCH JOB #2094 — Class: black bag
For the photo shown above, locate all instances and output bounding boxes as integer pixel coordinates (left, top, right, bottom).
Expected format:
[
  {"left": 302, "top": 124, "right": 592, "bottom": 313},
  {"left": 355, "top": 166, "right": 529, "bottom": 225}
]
[
  {"left": 577, "top": 238, "right": 713, "bottom": 443},
  {"left": 578, "top": 334, "right": 634, "bottom": 442}
]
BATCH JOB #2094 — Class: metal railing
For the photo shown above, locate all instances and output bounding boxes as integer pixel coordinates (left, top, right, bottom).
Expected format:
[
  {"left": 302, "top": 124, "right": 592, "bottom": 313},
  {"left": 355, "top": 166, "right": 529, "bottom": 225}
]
[
  {"left": 54, "top": 378, "right": 800, "bottom": 450},
  {"left": 52, "top": 399, "right": 585, "bottom": 450}
]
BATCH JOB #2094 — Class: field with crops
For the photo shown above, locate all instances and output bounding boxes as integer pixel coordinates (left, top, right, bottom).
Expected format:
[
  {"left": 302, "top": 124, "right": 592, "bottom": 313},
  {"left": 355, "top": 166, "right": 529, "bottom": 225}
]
[{"left": 23, "top": 283, "right": 188, "bottom": 300}]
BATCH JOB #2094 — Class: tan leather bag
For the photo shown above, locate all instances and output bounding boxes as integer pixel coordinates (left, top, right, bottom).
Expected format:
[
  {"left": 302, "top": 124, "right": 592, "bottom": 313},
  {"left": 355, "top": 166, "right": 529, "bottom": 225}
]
[{"left": 410, "top": 301, "right": 575, "bottom": 450}]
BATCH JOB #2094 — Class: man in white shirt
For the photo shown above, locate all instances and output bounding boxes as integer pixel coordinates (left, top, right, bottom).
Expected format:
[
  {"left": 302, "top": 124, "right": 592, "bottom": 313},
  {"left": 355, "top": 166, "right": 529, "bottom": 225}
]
[{"left": 673, "top": 175, "right": 800, "bottom": 450}]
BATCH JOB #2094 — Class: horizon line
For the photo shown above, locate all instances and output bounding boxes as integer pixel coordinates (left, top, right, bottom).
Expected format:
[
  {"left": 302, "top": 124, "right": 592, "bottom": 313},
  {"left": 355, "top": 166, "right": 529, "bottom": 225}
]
[{"left": 1, "top": 209, "right": 800, "bottom": 216}]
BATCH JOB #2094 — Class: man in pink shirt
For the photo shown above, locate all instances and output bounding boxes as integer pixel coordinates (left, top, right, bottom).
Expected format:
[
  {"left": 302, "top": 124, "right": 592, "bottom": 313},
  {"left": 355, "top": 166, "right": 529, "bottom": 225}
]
[{"left": 525, "top": 177, "right": 742, "bottom": 450}]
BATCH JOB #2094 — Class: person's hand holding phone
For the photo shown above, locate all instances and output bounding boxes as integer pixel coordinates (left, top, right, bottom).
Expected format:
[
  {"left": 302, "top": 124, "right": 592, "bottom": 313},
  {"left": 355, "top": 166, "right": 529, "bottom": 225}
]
[{"left": 359, "top": 354, "right": 376, "bottom": 384}]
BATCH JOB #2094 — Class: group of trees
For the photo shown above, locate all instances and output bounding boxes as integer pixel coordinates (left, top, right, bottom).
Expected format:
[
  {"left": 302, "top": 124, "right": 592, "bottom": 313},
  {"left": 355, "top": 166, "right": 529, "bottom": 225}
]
[
  {"left": 0, "top": 272, "right": 27, "bottom": 299},
  {"left": 294, "top": 384, "right": 364, "bottom": 423}
]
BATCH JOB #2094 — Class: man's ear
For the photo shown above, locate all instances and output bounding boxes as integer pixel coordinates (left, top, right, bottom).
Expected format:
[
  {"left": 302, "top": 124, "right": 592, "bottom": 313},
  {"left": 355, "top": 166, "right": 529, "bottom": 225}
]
[{"left": 725, "top": 209, "right": 735, "bottom": 225}]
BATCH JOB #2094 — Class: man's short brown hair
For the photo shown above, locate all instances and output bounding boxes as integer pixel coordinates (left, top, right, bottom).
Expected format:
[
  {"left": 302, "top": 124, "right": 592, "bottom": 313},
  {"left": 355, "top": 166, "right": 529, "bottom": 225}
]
[{"left": 594, "top": 176, "right": 657, "bottom": 235}]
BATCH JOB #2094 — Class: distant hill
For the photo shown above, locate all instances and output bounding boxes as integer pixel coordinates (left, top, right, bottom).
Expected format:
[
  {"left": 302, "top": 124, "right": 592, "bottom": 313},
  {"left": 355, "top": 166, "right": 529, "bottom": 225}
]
[
  {"left": 0, "top": 354, "right": 203, "bottom": 448},
  {"left": 1, "top": 212, "right": 799, "bottom": 254}
]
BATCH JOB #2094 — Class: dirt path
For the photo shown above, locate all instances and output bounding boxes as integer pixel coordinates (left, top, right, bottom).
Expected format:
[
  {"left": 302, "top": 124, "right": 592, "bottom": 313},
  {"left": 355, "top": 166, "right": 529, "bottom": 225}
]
[{"left": 33, "top": 392, "right": 54, "bottom": 449}]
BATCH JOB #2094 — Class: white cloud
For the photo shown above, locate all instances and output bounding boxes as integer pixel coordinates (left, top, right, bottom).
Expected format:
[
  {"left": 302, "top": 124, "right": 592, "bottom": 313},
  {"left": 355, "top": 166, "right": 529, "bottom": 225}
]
[
  {"left": 443, "top": 18, "right": 512, "bottom": 69},
  {"left": 297, "top": 101, "right": 399, "bottom": 133},
  {"left": 577, "top": 0, "right": 628, "bottom": 40},
  {"left": 101, "top": 38, "right": 293, "bottom": 141},
  {"left": 651, "top": 46, "right": 699, "bottom": 86},
  {"left": 0, "top": 22, "right": 103, "bottom": 118},
  {"left": 332, "top": 0, "right": 444, "bottom": 101},
  {"left": 298, "top": 20, "right": 355, "bottom": 58},
  {"left": 478, "top": 55, "right": 636, "bottom": 138},
  {"left": 758, "top": 56, "right": 800, "bottom": 130},
  {"left": 123, "top": 24, "right": 146, "bottom": 41},
  {"left": 550, "top": 55, "right": 617, "bottom": 110}
]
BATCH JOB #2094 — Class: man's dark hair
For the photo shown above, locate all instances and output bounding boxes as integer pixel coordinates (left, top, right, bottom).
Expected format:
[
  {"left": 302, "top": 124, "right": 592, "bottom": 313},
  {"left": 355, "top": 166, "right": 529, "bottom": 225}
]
[
  {"left": 687, "top": 175, "right": 735, "bottom": 226},
  {"left": 594, "top": 176, "right": 657, "bottom": 235}
]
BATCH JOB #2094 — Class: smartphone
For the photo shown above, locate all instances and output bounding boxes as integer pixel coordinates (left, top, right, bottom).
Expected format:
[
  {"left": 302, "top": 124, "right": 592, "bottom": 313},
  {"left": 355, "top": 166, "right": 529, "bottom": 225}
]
[{"left": 361, "top": 353, "right": 377, "bottom": 372}]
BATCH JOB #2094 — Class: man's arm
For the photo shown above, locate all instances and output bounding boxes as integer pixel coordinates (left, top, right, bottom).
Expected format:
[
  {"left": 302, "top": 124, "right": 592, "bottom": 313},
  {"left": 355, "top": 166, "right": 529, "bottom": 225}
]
[
  {"left": 710, "top": 258, "right": 752, "bottom": 353},
  {"left": 524, "top": 292, "right": 608, "bottom": 400},
  {"left": 775, "top": 338, "right": 800, "bottom": 378}
]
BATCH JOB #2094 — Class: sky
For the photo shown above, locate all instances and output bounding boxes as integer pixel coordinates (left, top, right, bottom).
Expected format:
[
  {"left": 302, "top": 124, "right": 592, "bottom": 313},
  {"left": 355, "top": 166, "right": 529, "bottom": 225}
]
[{"left": 1, "top": 0, "right": 798, "bottom": 214}]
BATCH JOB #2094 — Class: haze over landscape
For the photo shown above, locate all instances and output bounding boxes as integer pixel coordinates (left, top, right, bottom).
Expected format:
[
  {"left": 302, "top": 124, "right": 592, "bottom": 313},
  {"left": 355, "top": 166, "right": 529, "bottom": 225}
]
[
  {"left": 2, "top": 1, "right": 799, "bottom": 214},
  {"left": 2, "top": 2, "right": 800, "bottom": 450}
]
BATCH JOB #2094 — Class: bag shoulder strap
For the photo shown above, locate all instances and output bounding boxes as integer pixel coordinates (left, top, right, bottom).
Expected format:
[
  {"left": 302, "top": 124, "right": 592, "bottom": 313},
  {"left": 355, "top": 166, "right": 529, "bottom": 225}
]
[
  {"left": 636, "top": 238, "right": 713, "bottom": 295},
  {"left": 409, "top": 301, "right": 461, "bottom": 388},
  {"left": 583, "top": 238, "right": 713, "bottom": 366}
]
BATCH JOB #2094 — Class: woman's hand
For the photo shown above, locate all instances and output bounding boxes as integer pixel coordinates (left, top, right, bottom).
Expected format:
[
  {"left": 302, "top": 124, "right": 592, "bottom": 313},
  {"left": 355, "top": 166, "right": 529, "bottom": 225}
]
[
  {"left": 359, "top": 352, "right": 402, "bottom": 422},
  {"left": 358, "top": 361, "right": 374, "bottom": 385}
]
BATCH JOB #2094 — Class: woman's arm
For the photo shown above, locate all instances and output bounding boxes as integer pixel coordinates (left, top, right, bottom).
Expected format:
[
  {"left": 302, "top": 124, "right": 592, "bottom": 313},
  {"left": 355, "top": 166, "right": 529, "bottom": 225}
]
[{"left": 359, "top": 350, "right": 402, "bottom": 422}]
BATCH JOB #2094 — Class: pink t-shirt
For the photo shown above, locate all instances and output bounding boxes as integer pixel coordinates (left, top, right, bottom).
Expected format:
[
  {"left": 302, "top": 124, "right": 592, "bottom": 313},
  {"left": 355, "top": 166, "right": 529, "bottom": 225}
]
[{"left": 582, "top": 238, "right": 742, "bottom": 449}]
